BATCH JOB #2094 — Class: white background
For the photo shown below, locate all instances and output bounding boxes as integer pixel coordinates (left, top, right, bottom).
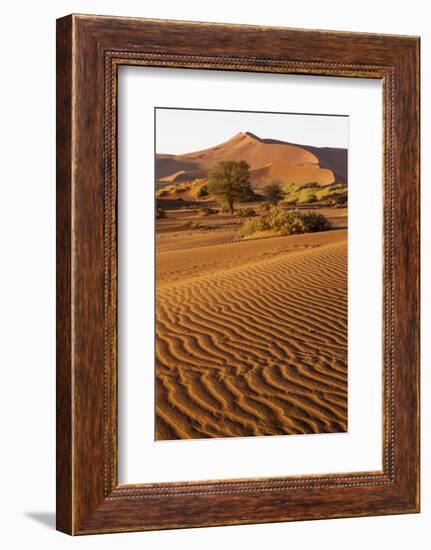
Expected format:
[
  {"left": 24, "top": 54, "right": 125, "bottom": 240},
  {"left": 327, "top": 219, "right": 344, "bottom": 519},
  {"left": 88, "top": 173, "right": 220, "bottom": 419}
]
[
  {"left": 118, "top": 68, "right": 382, "bottom": 483},
  {"left": 0, "top": 1, "right": 428, "bottom": 548}
]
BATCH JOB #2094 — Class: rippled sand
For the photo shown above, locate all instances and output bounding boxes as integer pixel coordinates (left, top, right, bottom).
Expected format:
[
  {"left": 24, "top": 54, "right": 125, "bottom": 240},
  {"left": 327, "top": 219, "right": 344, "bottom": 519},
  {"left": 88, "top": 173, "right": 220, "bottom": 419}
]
[{"left": 155, "top": 228, "right": 347, "bottom": 440}]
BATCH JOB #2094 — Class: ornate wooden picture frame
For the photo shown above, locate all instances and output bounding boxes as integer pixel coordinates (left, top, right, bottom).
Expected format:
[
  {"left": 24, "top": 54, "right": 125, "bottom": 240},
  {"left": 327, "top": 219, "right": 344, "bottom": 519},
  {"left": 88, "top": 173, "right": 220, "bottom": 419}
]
[{"left": 56, "top": 14, "right": 420, "bottom": 535}]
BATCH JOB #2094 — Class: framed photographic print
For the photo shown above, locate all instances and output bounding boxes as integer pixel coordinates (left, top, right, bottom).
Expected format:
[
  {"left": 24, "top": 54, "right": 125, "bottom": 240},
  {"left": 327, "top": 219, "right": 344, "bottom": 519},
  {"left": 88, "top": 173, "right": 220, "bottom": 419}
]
[{"left": 56, "top": 14, "right": 420, "bottom": 535}]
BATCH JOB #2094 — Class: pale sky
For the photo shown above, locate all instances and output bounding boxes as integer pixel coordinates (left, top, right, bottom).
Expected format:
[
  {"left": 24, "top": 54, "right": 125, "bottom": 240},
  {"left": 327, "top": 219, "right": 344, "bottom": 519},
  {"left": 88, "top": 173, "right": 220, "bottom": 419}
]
[{"left": 155, "top": 107, "right": 348, "bottom": 155}]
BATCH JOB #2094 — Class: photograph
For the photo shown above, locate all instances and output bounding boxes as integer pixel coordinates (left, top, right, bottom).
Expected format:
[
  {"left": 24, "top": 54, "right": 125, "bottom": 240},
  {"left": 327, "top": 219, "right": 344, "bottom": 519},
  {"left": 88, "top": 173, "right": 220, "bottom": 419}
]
[{"left": 155, "top": 107, "right": 349, "bottom": 440}]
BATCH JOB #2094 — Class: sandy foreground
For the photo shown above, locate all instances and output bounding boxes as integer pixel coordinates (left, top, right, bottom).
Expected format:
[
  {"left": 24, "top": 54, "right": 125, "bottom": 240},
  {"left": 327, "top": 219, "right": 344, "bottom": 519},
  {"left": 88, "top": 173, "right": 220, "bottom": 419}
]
[{"left": 155, "top": 213, "right": 347, "bottom": 440}]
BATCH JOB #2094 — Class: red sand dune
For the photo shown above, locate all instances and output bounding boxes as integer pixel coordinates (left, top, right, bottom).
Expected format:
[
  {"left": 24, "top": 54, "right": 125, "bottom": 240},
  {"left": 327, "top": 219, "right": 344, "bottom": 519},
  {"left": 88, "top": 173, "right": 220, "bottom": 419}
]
[{"left": 156, "top": 131, "right": 347, "bottom": 188}]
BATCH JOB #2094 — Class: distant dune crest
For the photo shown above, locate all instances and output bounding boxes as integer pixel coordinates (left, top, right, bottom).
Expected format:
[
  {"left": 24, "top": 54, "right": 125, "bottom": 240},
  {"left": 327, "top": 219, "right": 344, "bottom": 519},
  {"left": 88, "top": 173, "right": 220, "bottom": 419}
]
[{"left": 156, "top": 131, "right": 347, "bottom": 189}]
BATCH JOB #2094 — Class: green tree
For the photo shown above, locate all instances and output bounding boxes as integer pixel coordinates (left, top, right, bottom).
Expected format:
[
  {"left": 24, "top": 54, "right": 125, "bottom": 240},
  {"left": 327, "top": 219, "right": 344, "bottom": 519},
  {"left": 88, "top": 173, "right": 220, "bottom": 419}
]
[
  {"left": 207, "top": 160, "right": 252, "bottom": 213},
  {"left": 263, "top": 181, "right": 284, "bottom": 204}
]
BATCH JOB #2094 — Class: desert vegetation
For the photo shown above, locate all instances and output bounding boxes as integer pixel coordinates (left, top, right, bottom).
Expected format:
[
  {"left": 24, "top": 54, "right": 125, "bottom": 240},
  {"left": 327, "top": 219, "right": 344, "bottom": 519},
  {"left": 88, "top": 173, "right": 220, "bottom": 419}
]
[
  {"left": 282, "top": 181, "right": 348, "bottom": 206},
  {"left": 238, "top": 206, "right": 332, "bottom": 238},
  {"left": 263, "top": 180, "right": 284, "bottom": 204},
  {"left": 236, "top": 207, "right": 257, "bottom": 218},
  {"left": 207, "top": 160, "right": 254, "bottom": 213},
  {"left": 156, "top": 206, "right": 166, "bottom": 219}
]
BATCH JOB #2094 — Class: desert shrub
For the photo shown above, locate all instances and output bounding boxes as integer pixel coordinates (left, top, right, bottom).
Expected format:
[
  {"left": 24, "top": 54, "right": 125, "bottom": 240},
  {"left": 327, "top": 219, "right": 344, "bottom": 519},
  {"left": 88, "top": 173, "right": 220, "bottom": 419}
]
[
  {"left": 156, "top": 206, "right": 166, "bottom": 219},
  {"left": 259, "top": 202, "right": 272, "bottom": 212},
  {"left": 156, "top": 188, "right": 170, "bottom": 198},
  {"left": 264, "top": 207, "right": 306, "bottom": 236},
  {"left": 262, "top": 180, "right": 284, "bottom": 204},
  {"left": 304, "top": 193, "right": 317, "bottom": 204},
  {"left": 196, "top": 185, "right": 209, "bottom": 198},
  {"left": 282, "top": 181, "right": 348, "bottom": 206},
  {"left": 237, "top": 217, "right": 266, "bottom": 238},
  {"left": 198, "top": 206, "right": 217, "bottom": 216},
  {"left": 283, "top": 185, "right": 317, "bottom": 205},
  {"left": 284, "top": 182, "right": 299, "bottom": 193},
  {"left": 219, "top": 204, "right": 232, "bottom": 214},
  {"left": 156, "top": 184, "right": 177, "bottom": 196},
  {"left": 329, "top": 182, "right": 346, "bottom": 190},
  {"left": 175, "top": 182, "right": 191, "bottom": 192},
  {"left": 236, "top": 207, "right": 256, "bottom": 218},
  {"left": 282, "top": 183, "right": 299, "bottom": 203},
  {"left": 328, "top": 192, "right": 348, "bottom": 206},
  {"left": 328, "top": 198, "right": 347, "bottom": 208},
  {"left": 300, "top": 212, "right": 332, "bottom": 232},
  {"left": 183, "top": 220, "right": 202, "bottom": 230},
  {"left": 238, "top": 206, "right": 331, "bottom": 238}
]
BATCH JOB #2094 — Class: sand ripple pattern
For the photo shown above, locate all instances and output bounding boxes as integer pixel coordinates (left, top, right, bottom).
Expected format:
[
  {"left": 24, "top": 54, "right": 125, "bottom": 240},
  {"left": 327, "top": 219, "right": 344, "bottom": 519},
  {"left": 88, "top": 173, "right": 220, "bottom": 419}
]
[{"left": 156, "top": 241, "right": 347, "bottom": 440}]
